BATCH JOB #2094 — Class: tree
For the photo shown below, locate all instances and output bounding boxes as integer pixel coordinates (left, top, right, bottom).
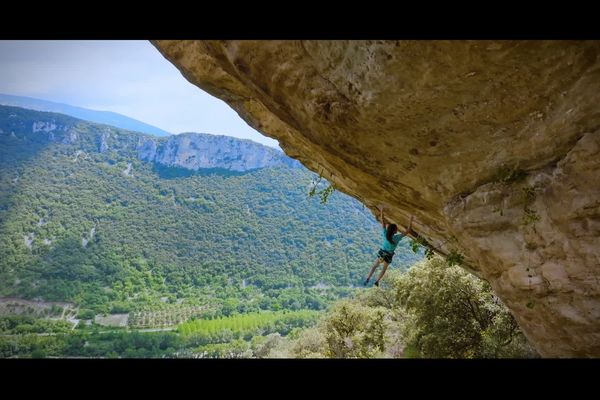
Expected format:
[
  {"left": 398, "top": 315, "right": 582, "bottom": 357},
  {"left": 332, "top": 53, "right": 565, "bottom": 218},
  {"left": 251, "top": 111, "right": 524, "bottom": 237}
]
[
  {"left": 393, "top": 257, "right": 537, "bottom": 358},
  {"left": 276, "top": 256, "right": 537, "bottom": 359},
  {"left": 321, "top": 302, "right": 386, "bottom": 358}
]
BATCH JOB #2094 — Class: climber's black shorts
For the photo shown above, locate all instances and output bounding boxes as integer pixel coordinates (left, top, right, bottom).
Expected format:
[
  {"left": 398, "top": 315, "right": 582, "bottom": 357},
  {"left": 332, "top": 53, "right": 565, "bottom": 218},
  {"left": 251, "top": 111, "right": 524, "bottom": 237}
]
[{"left": 378, "top": 249, "right": 394, "bottom": 264}]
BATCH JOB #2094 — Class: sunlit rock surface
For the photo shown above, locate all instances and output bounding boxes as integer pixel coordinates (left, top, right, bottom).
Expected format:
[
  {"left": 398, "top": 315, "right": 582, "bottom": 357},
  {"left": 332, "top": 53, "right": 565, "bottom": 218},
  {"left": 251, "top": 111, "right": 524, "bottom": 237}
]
[
  {"left": 137, "top": 132, "right": 300, "bottom": 171},
  {"left": 153, "top": 40, "right": 600, "bottom": 356}
]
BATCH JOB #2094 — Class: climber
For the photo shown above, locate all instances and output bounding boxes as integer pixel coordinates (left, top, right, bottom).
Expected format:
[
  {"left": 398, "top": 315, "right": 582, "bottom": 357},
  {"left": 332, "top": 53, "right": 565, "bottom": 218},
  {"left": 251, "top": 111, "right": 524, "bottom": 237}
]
[{"left": 364, "top": 207, "right": 413, "bottom": 287}]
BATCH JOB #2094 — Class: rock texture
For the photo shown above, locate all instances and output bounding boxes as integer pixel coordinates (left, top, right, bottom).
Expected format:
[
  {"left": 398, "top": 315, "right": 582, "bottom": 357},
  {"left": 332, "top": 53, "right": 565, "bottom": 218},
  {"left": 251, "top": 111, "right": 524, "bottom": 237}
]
[
  {"left": 99, "top": 131, "right": 110, "bottom": 153},
  {"left": 137, "top": 132, "right": 300, "bottom": 172},
  {"left": 153, "top": 40, "right": 600, "bottom": 357}
]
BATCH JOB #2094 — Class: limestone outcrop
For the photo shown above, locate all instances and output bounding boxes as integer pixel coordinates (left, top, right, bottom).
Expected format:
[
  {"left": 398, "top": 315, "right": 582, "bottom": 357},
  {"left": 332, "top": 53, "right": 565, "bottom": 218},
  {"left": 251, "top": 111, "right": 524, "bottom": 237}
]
[{"left": 137, "top": 132, "right": 300, "bottom": 172}]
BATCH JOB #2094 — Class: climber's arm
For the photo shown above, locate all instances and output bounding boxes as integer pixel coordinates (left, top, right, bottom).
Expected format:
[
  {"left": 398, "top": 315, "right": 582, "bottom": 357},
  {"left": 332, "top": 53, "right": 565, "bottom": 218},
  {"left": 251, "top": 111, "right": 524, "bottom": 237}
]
[{"left": 403, "top": 215, "right": 414, "bottom": 235}]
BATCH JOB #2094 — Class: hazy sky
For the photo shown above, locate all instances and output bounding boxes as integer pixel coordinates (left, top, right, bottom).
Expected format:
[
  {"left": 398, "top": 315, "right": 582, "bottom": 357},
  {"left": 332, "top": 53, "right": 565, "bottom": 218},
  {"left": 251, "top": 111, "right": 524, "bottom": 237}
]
[{"left": 0, "top": 40, "right": 279, "bottom": 148}]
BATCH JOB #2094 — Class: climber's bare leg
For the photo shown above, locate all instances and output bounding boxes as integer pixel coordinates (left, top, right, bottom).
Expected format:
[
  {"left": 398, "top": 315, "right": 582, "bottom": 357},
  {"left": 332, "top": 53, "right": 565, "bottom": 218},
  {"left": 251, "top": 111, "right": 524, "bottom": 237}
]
[
  {"left": 366, "top": 257, "right": 382, "bottom": 282},
  {"left": 375, "top": 261, "right": 390, "bottom": 285}
]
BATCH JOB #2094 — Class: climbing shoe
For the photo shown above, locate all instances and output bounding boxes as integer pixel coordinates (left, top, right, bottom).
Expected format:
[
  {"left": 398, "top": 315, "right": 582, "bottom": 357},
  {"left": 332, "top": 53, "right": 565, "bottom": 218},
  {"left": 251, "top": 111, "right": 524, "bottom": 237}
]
[{"left": 374, "top": 281, "right": 379, "bottom": 287}]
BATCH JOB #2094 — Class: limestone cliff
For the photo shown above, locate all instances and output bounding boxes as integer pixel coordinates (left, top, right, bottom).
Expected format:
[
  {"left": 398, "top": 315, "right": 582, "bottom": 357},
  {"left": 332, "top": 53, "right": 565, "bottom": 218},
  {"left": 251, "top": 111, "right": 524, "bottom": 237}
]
[
  {"left": 1, "top": 104, "right": 299, "bottom": 173},
  {"left": 153, "top": 40, "right": 600, "bottom": 357},
  {"left": 137, "top": 132, "right": 300, "bottom": 171}
]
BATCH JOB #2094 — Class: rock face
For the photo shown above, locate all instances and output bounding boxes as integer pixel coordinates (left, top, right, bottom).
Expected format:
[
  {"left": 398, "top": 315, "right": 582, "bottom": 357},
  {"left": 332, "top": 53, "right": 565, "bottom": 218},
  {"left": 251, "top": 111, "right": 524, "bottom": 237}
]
[
  {"left": 136, "top": 132, "right": 301, "bottom": 172},
  {"left": 99, "top": 131, "right": 110, "bottom": 153},
  {"left": 2, "top": 105, "right": 300, "bottom": 174},
  {"left": 153, "top": 40, "right": 600, "bottom": 357}
]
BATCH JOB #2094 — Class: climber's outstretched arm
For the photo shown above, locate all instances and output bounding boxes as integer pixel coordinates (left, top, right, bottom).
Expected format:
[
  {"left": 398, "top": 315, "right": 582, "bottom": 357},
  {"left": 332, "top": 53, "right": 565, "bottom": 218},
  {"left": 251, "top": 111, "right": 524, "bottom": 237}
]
[{"left": 403, "top": 215, "right": 414, "bottom": 235}]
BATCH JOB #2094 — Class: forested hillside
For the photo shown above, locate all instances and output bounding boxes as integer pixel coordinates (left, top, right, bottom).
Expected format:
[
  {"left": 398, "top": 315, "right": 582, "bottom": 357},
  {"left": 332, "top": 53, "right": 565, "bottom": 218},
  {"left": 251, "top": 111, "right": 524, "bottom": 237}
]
[{"left": 0, "top": 105, "right": 422, "bottom": 321}]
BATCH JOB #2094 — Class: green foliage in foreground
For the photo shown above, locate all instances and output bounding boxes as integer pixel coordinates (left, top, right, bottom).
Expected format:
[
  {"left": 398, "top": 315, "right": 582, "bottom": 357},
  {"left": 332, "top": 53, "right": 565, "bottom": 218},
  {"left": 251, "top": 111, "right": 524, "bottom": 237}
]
[{"left": 268, "top": 257, "right": 538, "bottom": 358}]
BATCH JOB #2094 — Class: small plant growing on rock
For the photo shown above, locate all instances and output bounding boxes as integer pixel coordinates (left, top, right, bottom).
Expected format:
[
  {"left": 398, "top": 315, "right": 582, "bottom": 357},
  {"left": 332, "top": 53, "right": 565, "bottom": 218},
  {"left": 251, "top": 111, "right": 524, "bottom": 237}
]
[
  {"left": 446, "top": 250, "right": 464, "bottom": 266},
  {"left": 526, "top": 301, "right": 535, "bottom": 309},
  {"left": 318, "top": 184, "right": 335, "bottom": 204},
  {"left": 522, "top": 186, "right": 536, "bottom": 203},
  {"left": 307, "top": 173, "right": 336, "bottom": 204},
  {"left": 410, "top": 236, "right": 435, "bottom": 260},
  {"left": 522, "top": 207, "right": 541, "bottom": 225},
  {"left": 521, "top": 186, "right": 540, "bottom": 226},
  {"left": 494, "top": 166, "right": 528, "bottom": 185}
]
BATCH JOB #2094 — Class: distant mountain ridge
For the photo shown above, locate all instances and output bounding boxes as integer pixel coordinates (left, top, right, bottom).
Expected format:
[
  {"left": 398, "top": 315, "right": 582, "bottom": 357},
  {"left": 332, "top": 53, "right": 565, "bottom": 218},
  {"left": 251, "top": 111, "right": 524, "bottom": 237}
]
[
  {"left": 0, "top": 105, "right": 298, "bottom": 172},
  {"left": 0, "top": 93, "right": 171, "bottom": 137}
]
